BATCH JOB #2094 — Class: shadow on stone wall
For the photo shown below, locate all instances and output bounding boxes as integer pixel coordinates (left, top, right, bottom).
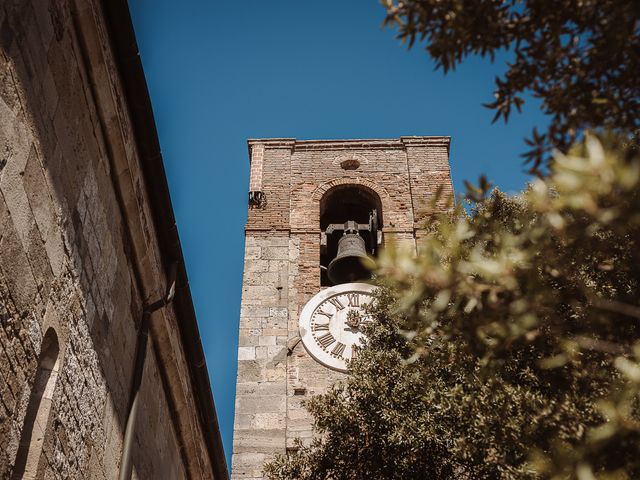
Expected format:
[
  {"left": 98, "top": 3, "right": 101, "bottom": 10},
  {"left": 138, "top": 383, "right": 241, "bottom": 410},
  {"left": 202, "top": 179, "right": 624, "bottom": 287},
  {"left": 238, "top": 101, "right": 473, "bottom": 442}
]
[{"left": 0, "top": 1, "right": 172, "bottom": 478}]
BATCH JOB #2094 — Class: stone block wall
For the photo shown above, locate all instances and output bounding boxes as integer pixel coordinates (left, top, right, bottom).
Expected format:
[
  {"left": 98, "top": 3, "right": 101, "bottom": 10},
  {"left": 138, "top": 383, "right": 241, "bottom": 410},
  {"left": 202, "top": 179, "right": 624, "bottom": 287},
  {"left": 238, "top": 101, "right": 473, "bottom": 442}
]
[
  {"left": 233, "top": 233, "right": 289, "bottom": 478},
  {"left": 232, "top": 137, "right": 453, "bottom": 478},
  {"left": 0, "top": 1, "right": 222, "bottom": 479}
]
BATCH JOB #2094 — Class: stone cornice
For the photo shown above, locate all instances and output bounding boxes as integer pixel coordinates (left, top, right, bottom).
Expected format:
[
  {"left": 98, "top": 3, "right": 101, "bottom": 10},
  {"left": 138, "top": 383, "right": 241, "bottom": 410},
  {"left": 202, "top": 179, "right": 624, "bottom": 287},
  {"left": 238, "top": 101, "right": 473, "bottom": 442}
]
[
  {"left": 244, "top": 226, "right": 418, "bottom": 234},
  {"left": 294, "top": 139, "right": 403, "bottom": 151},
  {"left": 400, "top": 136, "right": 451, "bottom": 147},
  {"left": 247, "top": 136, "right": 451, "bottom": 154}
]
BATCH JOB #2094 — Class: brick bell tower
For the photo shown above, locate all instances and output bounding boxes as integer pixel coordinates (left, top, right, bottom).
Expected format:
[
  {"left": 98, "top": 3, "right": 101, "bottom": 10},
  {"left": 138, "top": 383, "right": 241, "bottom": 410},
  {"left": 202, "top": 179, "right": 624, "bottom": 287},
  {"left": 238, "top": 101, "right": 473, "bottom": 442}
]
[{"left": 232, "top": 137, "right": 453, "bottom": 479}]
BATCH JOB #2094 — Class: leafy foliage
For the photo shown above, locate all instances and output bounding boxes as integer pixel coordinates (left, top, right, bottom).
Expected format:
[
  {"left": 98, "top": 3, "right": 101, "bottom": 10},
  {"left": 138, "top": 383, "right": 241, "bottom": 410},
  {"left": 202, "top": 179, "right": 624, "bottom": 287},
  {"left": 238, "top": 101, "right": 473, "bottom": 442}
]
[
  {"left": 382, "top": 0, "right": 640, "bottom": 170},
  {"left": 264, "top": 136, "right": 640, "bottom": 479}
]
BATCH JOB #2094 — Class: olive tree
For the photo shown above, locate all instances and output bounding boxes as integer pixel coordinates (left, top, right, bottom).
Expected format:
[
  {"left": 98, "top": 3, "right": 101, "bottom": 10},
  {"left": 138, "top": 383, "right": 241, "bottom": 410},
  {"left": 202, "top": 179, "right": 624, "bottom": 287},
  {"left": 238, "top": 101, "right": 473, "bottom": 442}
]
[
  {"left": 265, "top": 136, "right": 640, "bottom": 479},
  {"left": 383, "top": 0, "right": 640, "bottom": 170}
]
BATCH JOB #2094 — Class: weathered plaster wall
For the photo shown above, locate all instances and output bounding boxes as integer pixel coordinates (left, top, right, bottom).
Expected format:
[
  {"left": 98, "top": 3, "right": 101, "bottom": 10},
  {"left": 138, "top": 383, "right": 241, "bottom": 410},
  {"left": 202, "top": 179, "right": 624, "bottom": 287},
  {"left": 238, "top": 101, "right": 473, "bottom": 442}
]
[
  {"left": 232, "top": 138, "right": 453, "bottom": 479},
  {"left": 0, "top": 1, "right": 219, "bottom": 478}
]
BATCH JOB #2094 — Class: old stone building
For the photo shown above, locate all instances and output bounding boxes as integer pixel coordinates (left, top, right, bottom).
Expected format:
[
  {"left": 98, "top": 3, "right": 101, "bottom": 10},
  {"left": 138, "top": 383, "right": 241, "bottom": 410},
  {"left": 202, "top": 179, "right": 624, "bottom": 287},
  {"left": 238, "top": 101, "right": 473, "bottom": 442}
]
[
  {"left": 232, "top": 137, "right": 453, "bottom": 478},
  {"left": 0, "top": 1, "right": 227, "bottom": 479}
]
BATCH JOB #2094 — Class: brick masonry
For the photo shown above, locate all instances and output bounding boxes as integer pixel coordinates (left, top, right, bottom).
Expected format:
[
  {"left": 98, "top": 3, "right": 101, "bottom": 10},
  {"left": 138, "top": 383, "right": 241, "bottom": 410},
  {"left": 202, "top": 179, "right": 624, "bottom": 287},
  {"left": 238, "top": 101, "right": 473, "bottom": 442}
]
[
  {"left": 0, "top": 1, "right": 223, "bottom": 479},
  {"left": 232, "top": 137, "right": 453, "bottom": 478}
]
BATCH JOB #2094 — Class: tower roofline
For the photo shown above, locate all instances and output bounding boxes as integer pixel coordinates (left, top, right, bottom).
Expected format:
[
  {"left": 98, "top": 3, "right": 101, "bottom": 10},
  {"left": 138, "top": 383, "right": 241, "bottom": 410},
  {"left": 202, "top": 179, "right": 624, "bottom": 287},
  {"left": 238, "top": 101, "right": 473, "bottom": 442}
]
[{"left": 247, "top": 136, "right": 451, "bottom": 156}]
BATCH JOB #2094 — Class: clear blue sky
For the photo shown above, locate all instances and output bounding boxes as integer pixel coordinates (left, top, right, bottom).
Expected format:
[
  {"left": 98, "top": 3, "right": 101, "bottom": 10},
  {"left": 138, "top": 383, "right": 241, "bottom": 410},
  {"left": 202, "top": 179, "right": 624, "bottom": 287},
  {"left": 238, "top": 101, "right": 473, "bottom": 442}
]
[{"left": 128, "top": 0, "right": 548, "bottom": 470}]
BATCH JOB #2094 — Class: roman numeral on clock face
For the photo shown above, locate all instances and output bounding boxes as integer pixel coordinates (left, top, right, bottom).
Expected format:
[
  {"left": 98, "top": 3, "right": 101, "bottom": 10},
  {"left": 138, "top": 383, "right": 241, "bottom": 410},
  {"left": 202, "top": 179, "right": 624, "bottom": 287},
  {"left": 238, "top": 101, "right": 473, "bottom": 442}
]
[
  {"left": 347, "top": 293, "right": 359, "bottom": 307},
  {"left": 316, "top": 332, "right": 336, "bottom": 349},
  {"left": 331, "top": 342, "right": 346, "bottom": 357},
  {"left": 312, "top": 323, "right": 329, "bottom": 332},
  {"left": 316, "top": 308, "right": 332, "bottom": 319},
  {"left": 328, "top": 297, "right": 345, "bottom": 311}
]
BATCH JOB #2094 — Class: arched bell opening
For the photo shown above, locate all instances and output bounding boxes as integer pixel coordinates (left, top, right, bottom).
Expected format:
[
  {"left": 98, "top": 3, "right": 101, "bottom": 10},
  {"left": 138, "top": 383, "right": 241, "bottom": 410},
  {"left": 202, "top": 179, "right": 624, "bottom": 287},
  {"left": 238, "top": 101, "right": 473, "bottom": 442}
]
[
  {"left": 13, "top": 328, "right": 61, "bottom": 480},
  {"left": 319, "top": 185, "right": 383, "bottom": 286}
]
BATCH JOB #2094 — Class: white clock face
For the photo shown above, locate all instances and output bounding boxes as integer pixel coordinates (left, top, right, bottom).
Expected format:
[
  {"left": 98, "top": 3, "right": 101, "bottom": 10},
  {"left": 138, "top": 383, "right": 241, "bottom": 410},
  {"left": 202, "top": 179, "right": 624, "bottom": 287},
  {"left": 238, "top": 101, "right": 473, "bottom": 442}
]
[{"left": 298, "top": 283, "right": 377, "bottom": 372}]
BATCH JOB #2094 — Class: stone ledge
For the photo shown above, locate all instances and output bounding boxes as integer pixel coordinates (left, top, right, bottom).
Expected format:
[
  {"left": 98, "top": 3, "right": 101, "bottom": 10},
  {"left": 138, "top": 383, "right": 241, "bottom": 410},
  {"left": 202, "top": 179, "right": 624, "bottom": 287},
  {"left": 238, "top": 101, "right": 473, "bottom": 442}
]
[{"left": 246, "top": 136, "right": 451, "bottom": 154}]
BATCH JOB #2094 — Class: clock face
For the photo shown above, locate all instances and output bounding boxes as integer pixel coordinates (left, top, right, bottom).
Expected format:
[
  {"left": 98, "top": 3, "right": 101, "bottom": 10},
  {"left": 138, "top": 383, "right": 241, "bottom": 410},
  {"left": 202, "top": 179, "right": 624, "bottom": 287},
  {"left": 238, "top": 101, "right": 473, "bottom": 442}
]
[{"left": 298, "top": 283, "right": 377, "bottom": 372}]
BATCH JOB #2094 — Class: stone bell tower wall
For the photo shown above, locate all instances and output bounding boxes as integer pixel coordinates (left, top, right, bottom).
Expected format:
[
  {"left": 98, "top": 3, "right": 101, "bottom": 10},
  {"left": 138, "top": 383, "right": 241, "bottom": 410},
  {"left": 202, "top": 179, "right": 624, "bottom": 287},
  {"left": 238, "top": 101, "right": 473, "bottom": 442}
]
[{"left": 232, "top": 137, "right": 453, "bottom": 479}]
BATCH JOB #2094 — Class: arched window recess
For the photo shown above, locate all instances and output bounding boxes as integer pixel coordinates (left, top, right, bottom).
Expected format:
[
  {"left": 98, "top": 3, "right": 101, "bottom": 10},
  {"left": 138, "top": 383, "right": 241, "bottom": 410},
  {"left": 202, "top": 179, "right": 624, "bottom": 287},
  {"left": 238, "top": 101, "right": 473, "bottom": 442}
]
[
  {"left": 12, "top": 328, "right": 61, "bottom": 480},
  {"left": 319, "top": 185, "right": 383, "bottom": 286}
]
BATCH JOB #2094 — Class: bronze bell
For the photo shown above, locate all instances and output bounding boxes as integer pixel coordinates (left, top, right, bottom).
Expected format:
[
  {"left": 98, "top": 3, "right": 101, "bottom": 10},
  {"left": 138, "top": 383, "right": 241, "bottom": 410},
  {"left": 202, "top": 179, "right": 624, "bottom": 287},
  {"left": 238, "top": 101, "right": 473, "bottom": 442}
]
[{"left": 327, "top": 230, "right": 375, "bottom": 285}]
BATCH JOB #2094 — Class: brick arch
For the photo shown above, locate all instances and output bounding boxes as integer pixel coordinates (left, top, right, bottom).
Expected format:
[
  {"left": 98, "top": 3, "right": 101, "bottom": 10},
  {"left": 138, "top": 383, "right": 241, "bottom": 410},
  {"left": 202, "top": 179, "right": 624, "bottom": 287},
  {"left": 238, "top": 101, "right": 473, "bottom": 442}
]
[
  {"left": 311, "top": 177, "right": 391, "bottom": 205},
  {"left": 291, "top": 178, "right": 397, "bottom": 231},
  {"left": 313, "top": 178, "right": 392, "bottom": 228}
]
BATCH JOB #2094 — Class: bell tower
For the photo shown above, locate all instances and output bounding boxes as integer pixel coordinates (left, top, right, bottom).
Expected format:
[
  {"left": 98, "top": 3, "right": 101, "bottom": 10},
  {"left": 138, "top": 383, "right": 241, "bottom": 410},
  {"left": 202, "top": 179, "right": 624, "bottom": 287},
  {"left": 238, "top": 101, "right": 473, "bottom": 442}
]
[{"left": 232, "top": 137, "right": 453, "bottom": 479}]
